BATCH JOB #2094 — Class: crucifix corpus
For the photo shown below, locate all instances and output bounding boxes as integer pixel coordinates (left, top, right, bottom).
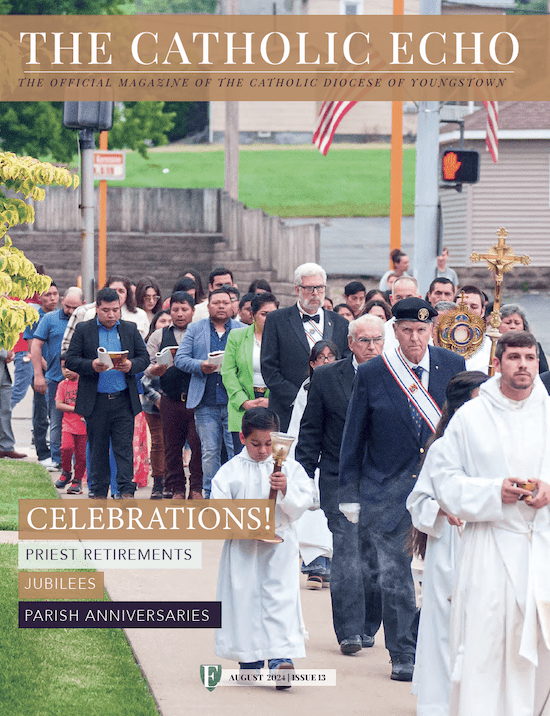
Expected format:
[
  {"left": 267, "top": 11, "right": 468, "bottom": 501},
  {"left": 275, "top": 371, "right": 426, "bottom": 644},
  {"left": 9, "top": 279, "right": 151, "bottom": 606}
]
[{"left": 470, "top": 227, "right": 531, "bottom": 376}]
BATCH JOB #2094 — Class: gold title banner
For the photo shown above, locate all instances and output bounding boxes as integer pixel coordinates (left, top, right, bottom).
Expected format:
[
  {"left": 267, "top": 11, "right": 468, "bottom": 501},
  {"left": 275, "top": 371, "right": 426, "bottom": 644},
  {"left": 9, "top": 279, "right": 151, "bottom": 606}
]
[
  {"left": 2, "top": 15, "right": 548, "bottom": 101},
  {"left": 19, "top": 499, "right": 275, "bottom": 540},
  {"left": 19, "top": 571, "right": 104, "bottom": 599}
]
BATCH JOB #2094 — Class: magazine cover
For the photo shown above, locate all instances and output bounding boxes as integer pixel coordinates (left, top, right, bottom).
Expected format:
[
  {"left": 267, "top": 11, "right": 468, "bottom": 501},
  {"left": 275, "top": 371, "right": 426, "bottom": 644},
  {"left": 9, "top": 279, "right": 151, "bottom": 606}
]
[{"left": 1, "top": 5, "right": 549, "bottom": 716}]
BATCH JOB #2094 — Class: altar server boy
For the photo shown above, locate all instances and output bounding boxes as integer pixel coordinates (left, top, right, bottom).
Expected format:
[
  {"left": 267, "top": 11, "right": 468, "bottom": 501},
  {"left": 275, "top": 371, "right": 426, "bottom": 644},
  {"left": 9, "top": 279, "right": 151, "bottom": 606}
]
[{"left": 211, "top": 407, "right": 313, "bottom": 688}]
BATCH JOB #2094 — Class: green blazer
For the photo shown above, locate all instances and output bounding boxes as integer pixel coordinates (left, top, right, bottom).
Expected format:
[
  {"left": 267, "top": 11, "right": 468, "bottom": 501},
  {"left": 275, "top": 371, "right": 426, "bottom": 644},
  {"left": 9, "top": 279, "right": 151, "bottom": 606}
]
[{"left": 221, "top": 324, "right": 269, "bottom": 432}]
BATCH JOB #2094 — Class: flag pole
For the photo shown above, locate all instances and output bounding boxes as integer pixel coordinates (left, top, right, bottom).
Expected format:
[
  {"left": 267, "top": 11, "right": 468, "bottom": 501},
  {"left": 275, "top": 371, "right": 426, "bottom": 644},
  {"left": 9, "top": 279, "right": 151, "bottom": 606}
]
[{"left": 390, "top": 0, "right": 404, "bottom": 267}]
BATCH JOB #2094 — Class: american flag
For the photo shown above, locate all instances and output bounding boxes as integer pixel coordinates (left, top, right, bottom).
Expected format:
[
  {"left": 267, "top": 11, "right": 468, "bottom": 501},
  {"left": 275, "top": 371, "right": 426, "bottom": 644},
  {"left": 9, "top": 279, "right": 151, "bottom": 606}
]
[
  {"left": 482, "top": 101, "right": 498, "bottom": 163},
  {"left": 313, "top": 101, "right": 357, "bottom": 156}
]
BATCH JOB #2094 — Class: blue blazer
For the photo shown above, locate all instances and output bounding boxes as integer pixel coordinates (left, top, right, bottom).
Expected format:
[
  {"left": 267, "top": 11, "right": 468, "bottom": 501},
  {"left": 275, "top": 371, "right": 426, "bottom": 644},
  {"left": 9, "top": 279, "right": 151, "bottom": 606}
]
[
  {"left": 174, "top": 317, "right": 242, "bottom": 410},
  {"left": 339, "top": 345, "right": 466, "bottom": 532}
]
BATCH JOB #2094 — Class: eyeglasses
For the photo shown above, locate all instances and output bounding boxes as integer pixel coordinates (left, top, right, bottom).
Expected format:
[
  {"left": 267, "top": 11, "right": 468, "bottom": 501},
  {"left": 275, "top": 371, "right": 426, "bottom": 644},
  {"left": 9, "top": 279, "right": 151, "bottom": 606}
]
[
  {"left": 354, "top": 336, "right": 383, "bottom": 345},
  {"left": 300, "top": 285, "right": 326, "bottom": 294},
  {"left": 144, "top": 294, "right": 160, "bottom": 301},
  {"left": 315, "top": 354, "right": 336, "bottom": 363}
]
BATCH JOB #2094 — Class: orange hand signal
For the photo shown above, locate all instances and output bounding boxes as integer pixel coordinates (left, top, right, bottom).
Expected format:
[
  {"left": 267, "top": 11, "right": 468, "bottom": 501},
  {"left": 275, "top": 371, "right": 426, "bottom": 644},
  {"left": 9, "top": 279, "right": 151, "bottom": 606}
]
[{"left": 443, "top": 152, "right": 462, "bottom": 181}]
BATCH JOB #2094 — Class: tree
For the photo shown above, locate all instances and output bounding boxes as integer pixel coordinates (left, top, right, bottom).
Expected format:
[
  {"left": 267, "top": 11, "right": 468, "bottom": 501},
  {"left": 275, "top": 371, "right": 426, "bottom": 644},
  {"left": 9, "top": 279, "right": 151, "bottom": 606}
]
[
  {"left": 0, "top": 102, "right": 175, "bottom": 162},
  {"left": 0, "top": 151, "right": 78, "bottom": 350},
  {"left": 164, "top": 102, "right": 208, "bottom": 143},
  {"left": 108, "top": 102, "right": 175, "bottom": 158},
  {"left": 507, "top": 0, "right": 547, "bottom": 13},
  {"left": 4, "top": 0, "right": 121, "bottom": 13}
]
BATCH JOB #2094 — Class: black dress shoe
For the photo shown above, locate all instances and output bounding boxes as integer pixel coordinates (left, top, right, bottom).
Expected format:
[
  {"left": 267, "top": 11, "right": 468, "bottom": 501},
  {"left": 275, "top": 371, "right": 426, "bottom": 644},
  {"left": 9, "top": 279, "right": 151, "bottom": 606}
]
[
  {"left": 362, "top": 635, "right": 375, "bottom": 648},
  {"left": 0, "top": 450, "right": 26, "bottom": 459},
  {"left": 339, "top": 635, "right": 362, "bottom": 655},
  {"left": 390, "top": 656, "right": 414, "bottom": 681}
]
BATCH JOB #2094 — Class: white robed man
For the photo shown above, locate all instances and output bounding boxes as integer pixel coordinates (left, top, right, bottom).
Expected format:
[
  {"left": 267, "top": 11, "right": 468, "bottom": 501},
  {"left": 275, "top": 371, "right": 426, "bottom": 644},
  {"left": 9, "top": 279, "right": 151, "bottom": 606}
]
[{"left": 427, "top": 330, "right": 550, "bottom": 716}]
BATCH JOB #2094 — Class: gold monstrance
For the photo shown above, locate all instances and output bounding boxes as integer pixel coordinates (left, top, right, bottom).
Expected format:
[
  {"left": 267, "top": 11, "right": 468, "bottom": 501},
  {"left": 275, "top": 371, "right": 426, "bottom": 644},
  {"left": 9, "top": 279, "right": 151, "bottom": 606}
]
[{"left": 470, "top": 227, "right": 531, "bottom": 375}]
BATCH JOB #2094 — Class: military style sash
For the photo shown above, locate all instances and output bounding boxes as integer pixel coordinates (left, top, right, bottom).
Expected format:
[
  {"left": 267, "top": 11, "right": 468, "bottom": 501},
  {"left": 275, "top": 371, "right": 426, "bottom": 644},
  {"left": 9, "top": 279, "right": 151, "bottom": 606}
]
[{"left": 381, "top": 347, "right": 441, "bottom": 432}]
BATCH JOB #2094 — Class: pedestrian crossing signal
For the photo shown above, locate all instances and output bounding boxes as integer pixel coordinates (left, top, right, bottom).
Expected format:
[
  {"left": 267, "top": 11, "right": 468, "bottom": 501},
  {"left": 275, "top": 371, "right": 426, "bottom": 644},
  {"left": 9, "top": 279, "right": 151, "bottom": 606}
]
[{"left": 441, "top": 150, "right": 480, "bottom": 184}]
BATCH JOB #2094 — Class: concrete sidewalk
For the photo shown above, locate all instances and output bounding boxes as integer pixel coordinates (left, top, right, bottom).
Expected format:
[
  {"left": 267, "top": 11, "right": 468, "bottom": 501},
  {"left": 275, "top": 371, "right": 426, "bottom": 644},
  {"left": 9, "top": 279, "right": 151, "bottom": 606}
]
[{"left": 7, "top": 387, "right": 417, "bottom": 716}]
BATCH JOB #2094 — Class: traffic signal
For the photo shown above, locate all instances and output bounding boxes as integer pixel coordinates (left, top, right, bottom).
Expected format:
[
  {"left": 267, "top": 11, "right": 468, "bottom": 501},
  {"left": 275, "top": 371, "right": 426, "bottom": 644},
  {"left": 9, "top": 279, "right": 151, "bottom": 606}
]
[
  {"left": 63, "top": 102, "right": 114, "bottom": 131},
  {"left": 441, "top": 149, "right": 480, "bottom": 184}
]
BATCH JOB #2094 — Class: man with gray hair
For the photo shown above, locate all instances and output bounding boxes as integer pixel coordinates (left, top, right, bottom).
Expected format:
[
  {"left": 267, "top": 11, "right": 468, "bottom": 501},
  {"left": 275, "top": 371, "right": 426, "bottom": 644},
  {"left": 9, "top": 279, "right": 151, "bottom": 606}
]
[
  {"left": 30, "top": 286, "right": 85, "bottom": 472},
  {"left": 296, "top": 313, "right": 384, "bottom": 655},
  {"left": 383, "top": 276, "right": 422, "bottom": 353},
  {"left": 261, "top": 262, "right": 350, "bottom": 431},
  {"left": 339, "top": 298, "right": 465, "bottom": 681}
]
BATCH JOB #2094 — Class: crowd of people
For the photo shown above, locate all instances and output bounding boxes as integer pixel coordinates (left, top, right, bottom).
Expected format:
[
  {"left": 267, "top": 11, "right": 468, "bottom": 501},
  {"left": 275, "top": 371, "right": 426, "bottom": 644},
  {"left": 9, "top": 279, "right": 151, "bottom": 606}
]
[{"left": 2, "top": 254, "right": 549, "bottom": 714}]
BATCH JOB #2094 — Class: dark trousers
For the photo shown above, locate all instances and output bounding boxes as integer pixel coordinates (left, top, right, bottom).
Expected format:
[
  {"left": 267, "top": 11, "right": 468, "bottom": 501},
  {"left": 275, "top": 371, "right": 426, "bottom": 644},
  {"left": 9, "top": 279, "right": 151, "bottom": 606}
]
[
  {"left": 144, "top": 412, "right": 164, "bottom": 480},
  {"left": 361, "top": 511, "right": 418, "bottom": 659},
  {"left": 159, "top": 395, "right": 203, "bottom": 495},
  {"left": 86, "top": 391, "right": 135, "bottom": 497},
  {"left": 32, "top": 387, "right": 49, "bottom": 461},
  {"left": 324, "top": 507, "right": 382, "bottom": 643}
]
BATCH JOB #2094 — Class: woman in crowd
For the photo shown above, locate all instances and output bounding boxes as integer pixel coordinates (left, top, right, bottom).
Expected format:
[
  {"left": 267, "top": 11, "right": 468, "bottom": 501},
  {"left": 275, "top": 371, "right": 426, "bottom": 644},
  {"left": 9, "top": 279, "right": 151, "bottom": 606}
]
[
  {"left": 248, "top": 278, "right": 272, "bottom": 294},
  {"left": 180, "top": 268, "right": 206, "bottom": 303},
  {"left": 146, "top": 309, "right": 171, "bottom": 341},
  {"left": 135, "top": 277, "right": 162, "bottom": 325},
  {"left": 363, "top": 298, "right": 392, "bottom": 322},
  {"left": 365, "top": 288, "right": 386, "bottom": 304},
  {"left": 333, "top": 303, "right": 354, "bottom": 322},
  {"left": 379, "top": 249, "right": 411, "bottom": 291},
  {"left": 221, "top": 292, "right": 279, "bottom": 456},
  {"left": 499, "top": 303, "right": 549, "bottom": 373},
  {"left": 287, "top": 339, "right": 339, "bottom": 589},
  {"left": 406, "top": 370, "right": 489, "bottom": 716}
]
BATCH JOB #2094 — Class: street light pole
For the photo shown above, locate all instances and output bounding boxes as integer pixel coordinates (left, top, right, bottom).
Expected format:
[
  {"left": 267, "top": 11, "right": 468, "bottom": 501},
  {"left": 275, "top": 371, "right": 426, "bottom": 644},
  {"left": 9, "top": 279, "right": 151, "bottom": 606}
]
[
  {"left": 413, "top": 0, "right": 442, "bottom": 295},
  {"left": 79, "top": 128, "right": 95, "bottom": 303}
]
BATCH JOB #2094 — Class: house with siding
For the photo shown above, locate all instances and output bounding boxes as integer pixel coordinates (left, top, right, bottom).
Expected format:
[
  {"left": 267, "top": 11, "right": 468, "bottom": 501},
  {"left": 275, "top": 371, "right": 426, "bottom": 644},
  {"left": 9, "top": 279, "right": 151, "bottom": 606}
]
[{"left": 438, "top": 101, "right": 550, "bottom": 290}]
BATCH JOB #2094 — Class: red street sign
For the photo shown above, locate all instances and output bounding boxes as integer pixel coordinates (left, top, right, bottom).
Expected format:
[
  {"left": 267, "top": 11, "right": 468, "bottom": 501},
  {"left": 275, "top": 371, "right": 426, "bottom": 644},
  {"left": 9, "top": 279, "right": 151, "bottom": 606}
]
[{"left": 93, "top": 151, "right": 125, "bottom": 180}]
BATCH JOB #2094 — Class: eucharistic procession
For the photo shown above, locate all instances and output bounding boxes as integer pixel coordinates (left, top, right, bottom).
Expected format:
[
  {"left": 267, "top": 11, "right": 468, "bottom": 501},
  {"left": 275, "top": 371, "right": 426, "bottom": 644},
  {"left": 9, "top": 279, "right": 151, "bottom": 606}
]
[{"left": 1, "top": 70, "right": 550, "bottom": 716}]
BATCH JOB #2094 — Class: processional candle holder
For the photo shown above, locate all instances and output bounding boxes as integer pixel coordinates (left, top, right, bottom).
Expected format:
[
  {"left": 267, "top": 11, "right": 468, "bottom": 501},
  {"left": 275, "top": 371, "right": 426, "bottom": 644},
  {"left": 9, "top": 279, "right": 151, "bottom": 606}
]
[{"left": 258, "top": 432, "right": 295, "bottom": 545}]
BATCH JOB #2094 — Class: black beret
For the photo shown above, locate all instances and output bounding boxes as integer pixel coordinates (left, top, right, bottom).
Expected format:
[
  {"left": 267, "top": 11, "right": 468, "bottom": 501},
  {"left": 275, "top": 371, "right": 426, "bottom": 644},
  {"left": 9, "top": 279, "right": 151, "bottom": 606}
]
[{"left": 392, "top": 297, "right": 438, "bottom": 322}]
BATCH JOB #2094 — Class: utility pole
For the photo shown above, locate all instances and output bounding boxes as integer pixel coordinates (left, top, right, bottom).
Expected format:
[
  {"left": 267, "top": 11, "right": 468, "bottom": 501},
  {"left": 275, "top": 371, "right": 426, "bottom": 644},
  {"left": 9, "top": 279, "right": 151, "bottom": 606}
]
[
  {"left": 413, "top": 0, "right": 442, "bottom": 295},
  {"left": 224, "top": 0, "right": 239, "bottom": 200},
  {"left": 79, "top": 129, "right": 95, "bottom": 303}
]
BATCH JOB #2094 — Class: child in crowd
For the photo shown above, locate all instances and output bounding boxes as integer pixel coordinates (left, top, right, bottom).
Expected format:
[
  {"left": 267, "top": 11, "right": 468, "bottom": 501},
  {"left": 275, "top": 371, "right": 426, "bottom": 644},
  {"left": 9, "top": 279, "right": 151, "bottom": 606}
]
[
  {"left": 211, "top": 407, "right": 313, "bottom": 689},
  {"left": 54, "top": 357, "right": 87, "bottom": 494}
]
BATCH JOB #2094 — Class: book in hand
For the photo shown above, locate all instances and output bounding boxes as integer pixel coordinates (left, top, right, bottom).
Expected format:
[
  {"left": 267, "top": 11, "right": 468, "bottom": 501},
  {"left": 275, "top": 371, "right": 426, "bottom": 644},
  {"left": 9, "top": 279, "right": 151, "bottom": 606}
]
[
  {"left": 207, "top": 350, "right": 224, "bottom": 372},
  {"left": 156, "top": 346, "right": 178, "bottom": 368},
  {"left": 97, "top": 347, "right": 129, "bottom": 369}
]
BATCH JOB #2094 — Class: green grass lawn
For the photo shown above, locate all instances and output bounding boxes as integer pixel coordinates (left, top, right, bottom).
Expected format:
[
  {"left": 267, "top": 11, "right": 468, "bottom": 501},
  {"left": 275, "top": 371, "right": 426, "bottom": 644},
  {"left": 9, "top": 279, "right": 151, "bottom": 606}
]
[
  {"left": 103, "top": 145, "right": 416, "bottom": 217},
  {"left": 0, "top": 463, "right": 159, "bottom": 715},
  {"left": 0, "top": 545, "right": 159, "bottom": 716},
  {"left": 0, "top": 461, "right": 58, "bottom": 531}
]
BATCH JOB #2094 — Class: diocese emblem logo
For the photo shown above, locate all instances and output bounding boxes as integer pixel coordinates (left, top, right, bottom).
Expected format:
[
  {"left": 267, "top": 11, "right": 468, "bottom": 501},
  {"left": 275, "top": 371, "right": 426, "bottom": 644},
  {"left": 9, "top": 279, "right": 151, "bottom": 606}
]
[
  {"left": 200, "top": 664, "right": 222, "bottom": 691},
  {"left": 417, "top": 308, "right": 430, "bottom": 322}
]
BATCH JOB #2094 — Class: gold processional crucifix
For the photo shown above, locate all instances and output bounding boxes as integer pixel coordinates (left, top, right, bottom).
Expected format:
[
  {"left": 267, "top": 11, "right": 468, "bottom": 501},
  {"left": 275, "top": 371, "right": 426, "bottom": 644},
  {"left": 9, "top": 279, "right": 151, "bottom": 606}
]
[{"left": 470, "top": 227, "right": 531, "bottom": 376}]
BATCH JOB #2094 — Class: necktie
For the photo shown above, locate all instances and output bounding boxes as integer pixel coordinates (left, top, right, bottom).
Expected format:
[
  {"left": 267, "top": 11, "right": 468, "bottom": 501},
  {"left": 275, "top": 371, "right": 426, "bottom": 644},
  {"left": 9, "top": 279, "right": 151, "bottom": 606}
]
[
  {"left": 302, "top": 313, "right": 320, "bottom": 323},
  {"left": 409, "top": 366, "right": 424, "bottom": 439}
]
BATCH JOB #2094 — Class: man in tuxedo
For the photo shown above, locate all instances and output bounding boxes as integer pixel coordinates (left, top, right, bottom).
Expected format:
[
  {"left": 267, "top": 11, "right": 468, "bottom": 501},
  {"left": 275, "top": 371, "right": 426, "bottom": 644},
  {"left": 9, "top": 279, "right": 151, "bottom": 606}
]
[
  {"left": 65, "top": 287, "right": 150, "bottom": 499},
  {"left": 261, "top": 262, "right": 350, "bottom": 431},
  {"left": 296, "top": 313, "right": 385, "bottom": 655},
  {"left": 339, "top": 297, "right": 465, "bottom": 682}
]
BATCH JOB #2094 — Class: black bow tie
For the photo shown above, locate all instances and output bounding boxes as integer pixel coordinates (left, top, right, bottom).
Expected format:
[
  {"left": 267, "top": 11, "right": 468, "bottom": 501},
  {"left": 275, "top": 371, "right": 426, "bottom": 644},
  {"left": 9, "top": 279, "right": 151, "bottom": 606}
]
[{"left": 302, "top": 313, "right": 320, "bottom": 323}]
